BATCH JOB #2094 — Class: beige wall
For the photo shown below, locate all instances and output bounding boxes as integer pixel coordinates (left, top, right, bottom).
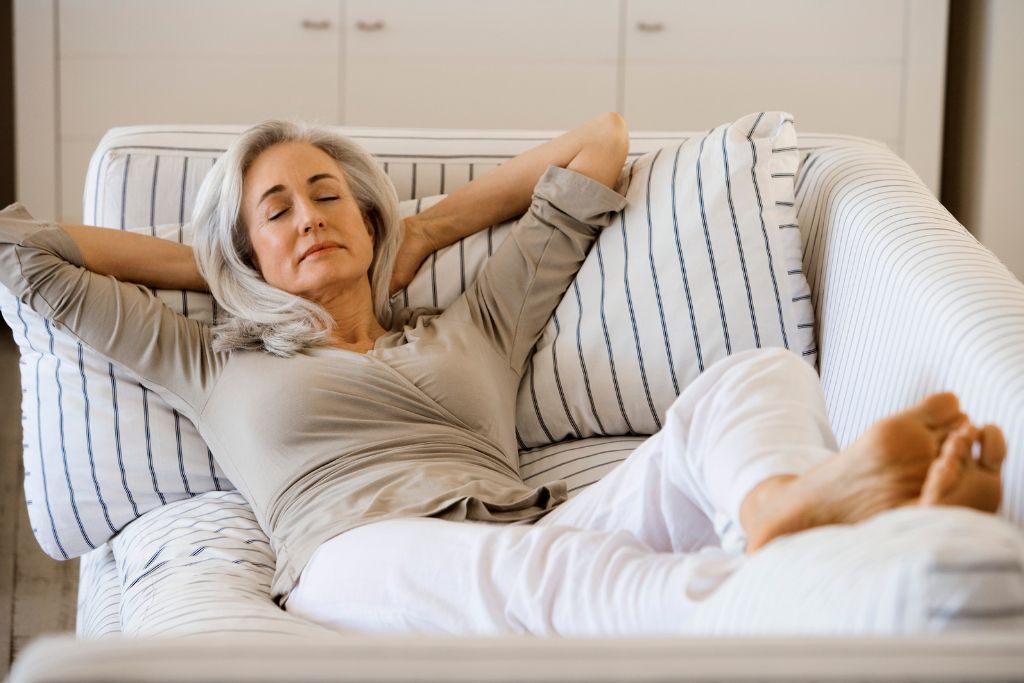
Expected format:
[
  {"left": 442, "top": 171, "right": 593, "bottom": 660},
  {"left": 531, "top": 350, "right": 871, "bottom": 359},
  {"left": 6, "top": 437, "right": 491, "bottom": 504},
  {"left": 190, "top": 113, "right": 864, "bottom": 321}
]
[{"left": 943, "top": 0, "right": 1024, "bottom": 282}]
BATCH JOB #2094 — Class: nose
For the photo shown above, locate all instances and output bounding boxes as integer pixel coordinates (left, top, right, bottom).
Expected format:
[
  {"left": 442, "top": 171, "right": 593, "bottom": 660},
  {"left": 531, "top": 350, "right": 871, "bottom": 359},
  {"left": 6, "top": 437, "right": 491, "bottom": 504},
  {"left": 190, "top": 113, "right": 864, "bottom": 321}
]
[
  {"left": 294, "top": 196, "right": 325, "bottom": 233},
  {"left": 297, "top": 200, "right": 325, "bottom": 234}
]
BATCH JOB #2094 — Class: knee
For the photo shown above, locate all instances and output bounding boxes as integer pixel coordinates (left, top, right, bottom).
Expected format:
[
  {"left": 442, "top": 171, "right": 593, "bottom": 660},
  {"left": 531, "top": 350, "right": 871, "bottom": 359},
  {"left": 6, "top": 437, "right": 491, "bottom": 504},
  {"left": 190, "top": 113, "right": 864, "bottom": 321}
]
[
  {"left": 706, "top": 348, "right": 820, "bottom": 403},
  {"left": 720, "top": 347, "right": 815, "bottom": 383},
  {"left": 752, "top": 346, "right": 812, "bottom": 372}
]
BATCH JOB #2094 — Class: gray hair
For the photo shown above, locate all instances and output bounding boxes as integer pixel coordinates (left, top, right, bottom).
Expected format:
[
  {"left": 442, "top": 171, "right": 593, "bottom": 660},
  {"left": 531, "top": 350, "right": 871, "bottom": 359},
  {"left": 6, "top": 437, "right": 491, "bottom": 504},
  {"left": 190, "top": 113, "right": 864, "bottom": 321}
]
[{"left": 191, "top": 120, "right": 402, "bottom": 357}]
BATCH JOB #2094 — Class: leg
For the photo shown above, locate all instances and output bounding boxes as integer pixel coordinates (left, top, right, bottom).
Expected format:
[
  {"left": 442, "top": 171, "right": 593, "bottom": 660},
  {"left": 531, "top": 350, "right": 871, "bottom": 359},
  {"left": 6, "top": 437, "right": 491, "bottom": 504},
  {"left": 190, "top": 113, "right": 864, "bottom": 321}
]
[
  {"left": 285, "top": 517, "right": 731, "bottom": 636},
  {"left": 541, "top": 348, "right": 838, "bottom": 553},
  {"left": 742, "top": 392, "right": 1006, "bottom": 552}
]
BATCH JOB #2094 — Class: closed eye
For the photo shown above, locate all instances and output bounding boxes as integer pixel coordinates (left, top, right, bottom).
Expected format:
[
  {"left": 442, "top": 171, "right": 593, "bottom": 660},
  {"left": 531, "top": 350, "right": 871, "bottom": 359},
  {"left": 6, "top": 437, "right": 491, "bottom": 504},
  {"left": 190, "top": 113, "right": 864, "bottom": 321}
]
[{"left": 268, "top": 196, "right": 337, "bottom": 221}]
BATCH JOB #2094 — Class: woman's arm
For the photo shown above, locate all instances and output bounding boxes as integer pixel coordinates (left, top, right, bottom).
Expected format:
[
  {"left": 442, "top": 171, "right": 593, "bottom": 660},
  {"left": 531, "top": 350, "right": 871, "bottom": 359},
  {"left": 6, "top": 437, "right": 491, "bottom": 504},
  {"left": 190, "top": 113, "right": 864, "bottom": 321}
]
[
  {"left": 62, "top": 223, "right": 209, "bottom": 292},
  {"left": 390, "top": 112, "right": 630, "bottom": 292},
  {"left": 0, "top": 205, "right": 220, "bottom": 416},
  {"left": 61, "top": 113, "right": 628, "bottom": 295}
]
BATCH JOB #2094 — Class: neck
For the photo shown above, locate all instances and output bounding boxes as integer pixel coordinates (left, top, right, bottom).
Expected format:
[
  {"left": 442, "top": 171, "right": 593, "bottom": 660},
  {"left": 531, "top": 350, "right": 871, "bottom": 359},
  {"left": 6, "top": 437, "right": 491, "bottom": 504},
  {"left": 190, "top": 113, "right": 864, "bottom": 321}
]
[{"left": 316, "top": 280, "right": 387, "bottom": 353}]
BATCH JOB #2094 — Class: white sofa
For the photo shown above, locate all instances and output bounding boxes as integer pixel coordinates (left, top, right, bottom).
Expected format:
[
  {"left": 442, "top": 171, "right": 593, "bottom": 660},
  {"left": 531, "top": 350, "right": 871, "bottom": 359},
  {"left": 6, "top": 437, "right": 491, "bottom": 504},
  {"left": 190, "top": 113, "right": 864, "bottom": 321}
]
[{"left": 7, "top": 122, "right": 1024, "bottom": 681}]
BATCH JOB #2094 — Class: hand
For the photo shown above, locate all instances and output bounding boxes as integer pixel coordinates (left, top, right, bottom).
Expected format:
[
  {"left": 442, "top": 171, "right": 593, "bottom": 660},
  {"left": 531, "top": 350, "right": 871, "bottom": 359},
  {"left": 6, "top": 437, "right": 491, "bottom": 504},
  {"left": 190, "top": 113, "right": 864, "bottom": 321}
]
[{"left": 389, "top": 216, "right": 438, "bottom": 295}]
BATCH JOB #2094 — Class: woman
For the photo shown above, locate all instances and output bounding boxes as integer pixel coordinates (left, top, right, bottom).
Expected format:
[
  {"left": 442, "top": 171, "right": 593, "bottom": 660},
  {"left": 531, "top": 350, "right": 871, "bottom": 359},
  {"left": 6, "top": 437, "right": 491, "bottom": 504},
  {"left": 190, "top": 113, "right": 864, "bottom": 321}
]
[{"left": 0, "top": 113, "right": 1005, "bottom": 635}]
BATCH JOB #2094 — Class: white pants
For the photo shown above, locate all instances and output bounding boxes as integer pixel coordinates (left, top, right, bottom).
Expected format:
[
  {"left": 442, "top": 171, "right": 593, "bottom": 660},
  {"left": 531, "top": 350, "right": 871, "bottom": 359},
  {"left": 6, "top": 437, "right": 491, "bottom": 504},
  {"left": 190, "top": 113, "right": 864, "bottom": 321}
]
[{"left": 286, "top": 348, "right": 838, "bottom": 635}]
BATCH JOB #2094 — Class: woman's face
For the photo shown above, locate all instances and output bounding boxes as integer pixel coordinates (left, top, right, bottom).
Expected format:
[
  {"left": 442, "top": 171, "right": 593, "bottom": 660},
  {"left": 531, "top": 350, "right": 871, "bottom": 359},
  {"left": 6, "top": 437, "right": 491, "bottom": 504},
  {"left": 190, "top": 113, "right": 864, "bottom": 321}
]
[{"left": 240, "top": 142, "right": 375, "bottom": 303}]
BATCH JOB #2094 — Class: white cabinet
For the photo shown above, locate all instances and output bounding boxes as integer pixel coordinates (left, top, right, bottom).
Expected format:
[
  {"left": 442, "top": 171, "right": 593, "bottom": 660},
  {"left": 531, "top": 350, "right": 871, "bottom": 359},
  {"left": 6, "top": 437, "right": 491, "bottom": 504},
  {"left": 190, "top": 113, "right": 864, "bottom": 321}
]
[
  {"left": 623, "top": 0, "right": 948, "bottom": 192},
  {"left": 624, "top": 0, "right": 905, "bottom": 144},
  {"left": 342, "top": 0, "right": 619, "bottom": 129},
  {"left": 56, "top": 0, "right": 342, "bottom": 224},
  {"left": 15, "top": 0, "right": 949, "bottom": 224}
]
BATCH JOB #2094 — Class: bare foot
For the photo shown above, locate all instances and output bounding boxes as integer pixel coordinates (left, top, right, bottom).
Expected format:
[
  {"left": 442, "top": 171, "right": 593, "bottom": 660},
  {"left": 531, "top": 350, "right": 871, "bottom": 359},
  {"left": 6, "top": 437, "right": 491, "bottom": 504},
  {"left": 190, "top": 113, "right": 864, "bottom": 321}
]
[
  {"left": 741, "top": 392, "right": 1004, "bottom": 553},
  {"left": 920, "top": 421, "right": 1005, "bottom": 511}
]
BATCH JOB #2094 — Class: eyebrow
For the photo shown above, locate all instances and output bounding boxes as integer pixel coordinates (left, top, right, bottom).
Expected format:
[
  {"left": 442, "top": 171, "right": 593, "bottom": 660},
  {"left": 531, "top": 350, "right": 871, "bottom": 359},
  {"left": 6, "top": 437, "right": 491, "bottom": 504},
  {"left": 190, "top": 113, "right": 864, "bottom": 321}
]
[{"left": 257, "top": 173, "right": 340, "bottom": 206}]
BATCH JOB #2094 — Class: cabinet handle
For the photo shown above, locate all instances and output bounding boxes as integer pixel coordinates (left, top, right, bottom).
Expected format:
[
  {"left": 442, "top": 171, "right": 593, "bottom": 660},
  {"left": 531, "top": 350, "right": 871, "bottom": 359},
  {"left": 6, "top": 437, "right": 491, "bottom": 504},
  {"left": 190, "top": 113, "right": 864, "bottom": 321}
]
[
  {"left": 355, "top": 20, "right": 386, "bottom": 32},
  {"left": 636, "top": 21, "right": 665, "bottom": 33},
  {"left": 301, "top": 19, "right": 332, "bottom": 30}
]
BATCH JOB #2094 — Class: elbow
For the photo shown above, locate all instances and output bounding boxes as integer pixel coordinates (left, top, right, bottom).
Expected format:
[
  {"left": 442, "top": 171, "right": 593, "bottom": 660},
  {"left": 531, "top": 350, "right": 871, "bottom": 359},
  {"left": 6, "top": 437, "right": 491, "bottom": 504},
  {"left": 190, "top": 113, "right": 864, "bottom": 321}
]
[
  {"left": 599, "top": 111, "right": 630, "bottom": 159},
  {"left": 571, "top": 112, "right": 629, "bottom": 189}
]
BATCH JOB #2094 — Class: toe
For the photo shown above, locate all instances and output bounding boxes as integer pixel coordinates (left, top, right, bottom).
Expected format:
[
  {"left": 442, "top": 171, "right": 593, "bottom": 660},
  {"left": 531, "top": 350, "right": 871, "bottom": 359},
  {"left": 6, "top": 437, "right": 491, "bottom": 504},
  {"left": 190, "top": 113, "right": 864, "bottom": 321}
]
[
  {"left": 920, "top": 445, "right": 963, "bottom": 506},
  {"left": 912, "top": 392, "right": 963, "bottom": 430},
  {"left": 978, "top": 424, "right": 1007, "bottom": 473}
]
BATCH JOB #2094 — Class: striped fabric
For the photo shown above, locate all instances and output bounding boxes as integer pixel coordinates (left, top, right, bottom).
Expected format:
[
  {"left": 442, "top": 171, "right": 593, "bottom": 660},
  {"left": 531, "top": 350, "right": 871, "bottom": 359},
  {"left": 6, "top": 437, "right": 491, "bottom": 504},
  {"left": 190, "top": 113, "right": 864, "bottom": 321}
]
[
  {"left": 75, "top": 543, "right": 121, "bottom": 639},
  {"left": 794, "top": 142, "right": 1024, "bottom": 527},
  {"left": 516, "top": 112, "right": 812, "bottom": 446},
  {"left": 519, "top": 436, "right": 647, "bottom": 497},
  {"left": 686, "top": 507, "right": 1024, "bottom": 634},
  {"left": 108, "top": 490, "right": 335, "bottom": 637},
  {"left": 0, "top": 221, "right": 224, "bottom": 561}
]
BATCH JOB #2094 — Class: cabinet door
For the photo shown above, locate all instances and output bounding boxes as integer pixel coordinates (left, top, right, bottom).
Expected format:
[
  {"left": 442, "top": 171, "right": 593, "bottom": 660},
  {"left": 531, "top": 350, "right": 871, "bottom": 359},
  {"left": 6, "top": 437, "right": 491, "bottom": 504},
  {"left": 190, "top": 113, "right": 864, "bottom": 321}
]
[
  {"left": 624, "top": 0, "right": 905, "bottom": 147},
  {"left": 58, "top": 0, "right": 342, "bottom": 223},
  {"left": 343, "top": 0, "right": 619, "bottom": 130}
]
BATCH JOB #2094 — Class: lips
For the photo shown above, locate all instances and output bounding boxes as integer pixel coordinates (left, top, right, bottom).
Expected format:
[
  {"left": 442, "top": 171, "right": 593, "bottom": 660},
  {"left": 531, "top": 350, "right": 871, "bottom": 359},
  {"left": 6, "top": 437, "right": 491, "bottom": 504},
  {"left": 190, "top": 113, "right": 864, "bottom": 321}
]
[{"left": 300, "top": 241, "right": 342, "bottom": 262}]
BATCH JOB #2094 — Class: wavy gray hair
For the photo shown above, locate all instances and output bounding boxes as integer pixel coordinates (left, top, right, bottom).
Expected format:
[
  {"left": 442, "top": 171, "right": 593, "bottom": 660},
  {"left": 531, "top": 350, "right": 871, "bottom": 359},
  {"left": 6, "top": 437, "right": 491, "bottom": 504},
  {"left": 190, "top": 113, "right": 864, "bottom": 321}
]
[{"left": 191, "top": 120, "right": 402, "bottom": 357}]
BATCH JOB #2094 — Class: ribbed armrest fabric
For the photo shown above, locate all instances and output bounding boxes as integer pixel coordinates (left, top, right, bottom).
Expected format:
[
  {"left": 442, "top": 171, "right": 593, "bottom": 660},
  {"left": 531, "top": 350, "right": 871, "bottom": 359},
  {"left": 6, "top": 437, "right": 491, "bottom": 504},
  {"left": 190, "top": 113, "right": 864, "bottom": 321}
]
[{"left": 797, "top": 142, "right": 1024, "bottom": 524}]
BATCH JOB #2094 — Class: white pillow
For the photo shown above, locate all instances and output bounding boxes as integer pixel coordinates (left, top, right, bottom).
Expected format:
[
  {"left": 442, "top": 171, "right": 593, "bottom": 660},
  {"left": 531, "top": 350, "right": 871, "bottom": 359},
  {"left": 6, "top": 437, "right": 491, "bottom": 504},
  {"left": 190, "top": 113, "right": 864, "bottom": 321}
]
[
  {"left": 396, "top": 111, "right": 815, "bottom": 447},
  {"left": 686, "top": 507, "right": 1024, "bottom": 634}
]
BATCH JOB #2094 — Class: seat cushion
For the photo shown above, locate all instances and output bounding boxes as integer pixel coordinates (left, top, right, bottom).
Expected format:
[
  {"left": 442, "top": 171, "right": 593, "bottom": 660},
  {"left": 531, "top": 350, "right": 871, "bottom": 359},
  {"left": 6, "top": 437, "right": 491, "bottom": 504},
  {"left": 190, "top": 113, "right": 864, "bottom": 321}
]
[{"left": 686, "top": 507, "right": 1024, "bottom": 634}]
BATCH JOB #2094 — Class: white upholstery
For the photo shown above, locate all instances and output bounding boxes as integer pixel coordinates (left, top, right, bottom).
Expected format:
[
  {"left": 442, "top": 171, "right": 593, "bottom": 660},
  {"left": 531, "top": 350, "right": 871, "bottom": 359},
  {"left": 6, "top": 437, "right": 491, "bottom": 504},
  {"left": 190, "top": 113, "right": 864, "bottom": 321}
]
[
  {"left": 14, "top": 633, "right": 1024, "bottom": 683},
  {"left": 75, "top": 543, "right": 120, "bottom": 639},
  {"left": 794, "top": 140, "right": 1024, "bottom": 523},
  {"left": 686, "top": 507, "right": 1024, "bottom": 634}
]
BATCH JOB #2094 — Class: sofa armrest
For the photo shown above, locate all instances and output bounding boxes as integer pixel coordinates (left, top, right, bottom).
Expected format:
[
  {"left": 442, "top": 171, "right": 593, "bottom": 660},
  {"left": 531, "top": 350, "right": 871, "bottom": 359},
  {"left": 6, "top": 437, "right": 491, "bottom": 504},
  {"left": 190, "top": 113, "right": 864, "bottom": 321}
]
[{"left": 797, "top": 142, "right": 1024, "bottom": 525}]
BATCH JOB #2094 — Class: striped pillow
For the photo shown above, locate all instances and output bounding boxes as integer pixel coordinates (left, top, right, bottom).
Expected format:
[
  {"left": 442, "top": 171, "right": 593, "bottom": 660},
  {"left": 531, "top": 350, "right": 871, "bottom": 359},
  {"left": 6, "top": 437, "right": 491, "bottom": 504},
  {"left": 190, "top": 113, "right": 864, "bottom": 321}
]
[
  {"left": 517, "top": 111, "right": 813, "bottom": 445},
  {"left": 398, "top": 111, "right": 814, "bottom": 446},
  {"left": 0, "top": 221, "right": 225, "bottom": 561}
]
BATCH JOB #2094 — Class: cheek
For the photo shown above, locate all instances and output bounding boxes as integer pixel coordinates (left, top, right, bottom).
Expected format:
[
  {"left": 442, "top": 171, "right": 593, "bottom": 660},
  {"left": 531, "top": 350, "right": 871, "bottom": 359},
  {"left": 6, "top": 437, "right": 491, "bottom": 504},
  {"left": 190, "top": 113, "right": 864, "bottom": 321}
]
[{"left": 250, "top": 233, "right": 290, "bottom": 279}]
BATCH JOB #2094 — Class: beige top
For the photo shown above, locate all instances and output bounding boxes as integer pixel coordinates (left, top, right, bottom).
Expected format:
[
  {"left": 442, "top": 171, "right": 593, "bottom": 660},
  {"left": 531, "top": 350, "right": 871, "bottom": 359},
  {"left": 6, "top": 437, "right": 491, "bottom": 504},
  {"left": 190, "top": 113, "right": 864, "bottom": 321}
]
[{"left": 0, "top": 166, "right": 627, "bottom": 605}]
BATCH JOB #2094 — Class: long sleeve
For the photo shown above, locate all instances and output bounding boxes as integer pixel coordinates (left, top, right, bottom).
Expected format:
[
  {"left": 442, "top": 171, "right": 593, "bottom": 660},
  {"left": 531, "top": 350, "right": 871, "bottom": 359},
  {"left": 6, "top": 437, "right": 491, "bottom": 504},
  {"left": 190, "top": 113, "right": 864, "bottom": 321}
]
[
  {"left": 447, "top": 166, "right": 627, "bottom": 374},
  {"left": 0, "top": 203, "right": 222, "bottom": 419}
]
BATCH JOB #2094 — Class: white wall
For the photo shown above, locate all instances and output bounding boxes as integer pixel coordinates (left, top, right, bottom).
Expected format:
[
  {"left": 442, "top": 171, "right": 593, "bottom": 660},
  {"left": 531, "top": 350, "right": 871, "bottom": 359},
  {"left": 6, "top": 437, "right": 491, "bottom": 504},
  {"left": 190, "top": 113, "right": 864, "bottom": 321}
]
[{"left": 943, "top": 0, "right": 1024, "bottom": 282}]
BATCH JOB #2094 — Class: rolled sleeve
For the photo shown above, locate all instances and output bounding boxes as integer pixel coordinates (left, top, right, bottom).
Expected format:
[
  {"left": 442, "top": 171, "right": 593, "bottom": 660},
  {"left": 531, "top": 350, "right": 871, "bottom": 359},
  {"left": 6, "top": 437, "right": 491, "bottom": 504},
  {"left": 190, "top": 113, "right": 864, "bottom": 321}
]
[{"left": 531, "top": 165, "right": 628, "bottom": 230}]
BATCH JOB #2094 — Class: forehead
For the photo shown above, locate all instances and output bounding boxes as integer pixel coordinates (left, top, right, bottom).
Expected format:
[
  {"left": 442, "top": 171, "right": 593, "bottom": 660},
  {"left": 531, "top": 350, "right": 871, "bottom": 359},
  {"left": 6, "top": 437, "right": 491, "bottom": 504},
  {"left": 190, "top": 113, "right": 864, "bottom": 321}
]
[{"left": 243, "top": 142, "right": 344, "bottom": 195}]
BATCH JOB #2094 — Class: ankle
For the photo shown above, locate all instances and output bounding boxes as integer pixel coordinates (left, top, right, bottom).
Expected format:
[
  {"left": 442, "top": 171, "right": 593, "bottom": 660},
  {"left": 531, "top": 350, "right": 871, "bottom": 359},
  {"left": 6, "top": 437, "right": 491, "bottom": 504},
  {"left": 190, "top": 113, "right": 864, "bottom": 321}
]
[{"left": 739, "top": 474, "right": 808, "bottom": 551}]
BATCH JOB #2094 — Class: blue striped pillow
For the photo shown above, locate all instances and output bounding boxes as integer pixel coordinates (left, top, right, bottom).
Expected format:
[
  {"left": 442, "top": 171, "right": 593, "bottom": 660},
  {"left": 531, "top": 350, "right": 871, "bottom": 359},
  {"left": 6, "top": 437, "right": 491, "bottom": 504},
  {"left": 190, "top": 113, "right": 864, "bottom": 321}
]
[
  {"left": 0, "top": 222, "right": 226, "bottom": 560},
  {"left": 514, "top": 111, "right": 814, "bottom": 446}
]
